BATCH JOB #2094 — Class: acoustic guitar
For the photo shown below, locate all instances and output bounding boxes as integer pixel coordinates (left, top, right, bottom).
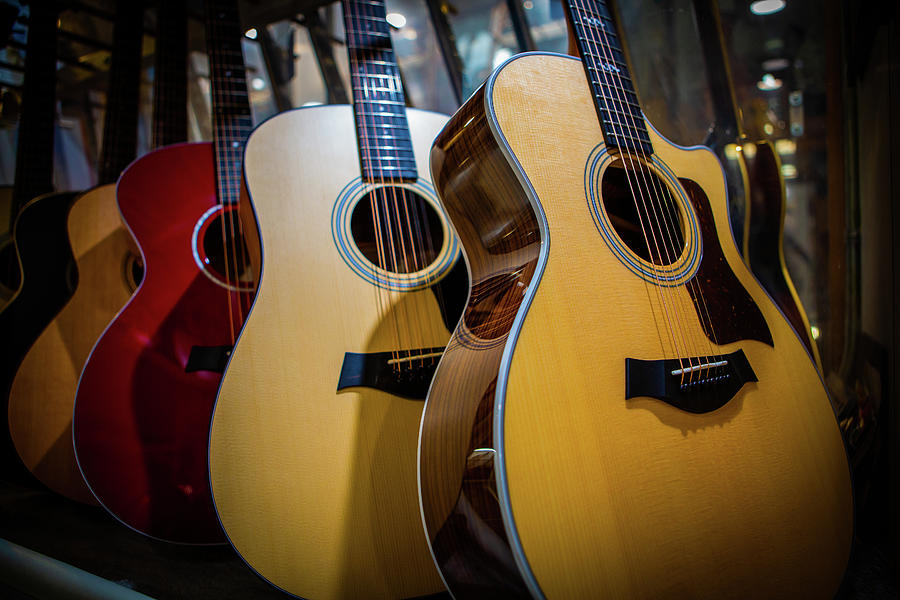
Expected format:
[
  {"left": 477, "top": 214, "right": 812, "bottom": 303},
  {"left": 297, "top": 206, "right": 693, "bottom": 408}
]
[
  {"left": 691, "top": 0, "right": 821, "bottom": 371},
  {"left": 418, "top": 0, "right": 852, "bottom": 597},
  {"left": 0, "top": 2, "right": 79, "bottom": 484},
  {"left": 207, "top": 0, "right": 465, "bottom": 596},
  {"left": 8, "top": 0, "right": 174, "bottom": 504},
  {"left": 72, "top": 0, "right": 252, "bottom": 543}
]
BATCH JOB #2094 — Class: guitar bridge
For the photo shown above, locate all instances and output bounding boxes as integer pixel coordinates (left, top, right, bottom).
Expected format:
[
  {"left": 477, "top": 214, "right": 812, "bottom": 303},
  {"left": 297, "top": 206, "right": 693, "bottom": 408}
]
[
  {"left": 337, "top": 347, "right": 444, "bottom": 400},
  {"left": 625, "top": 349, "right": 757, "bottom": 413}
]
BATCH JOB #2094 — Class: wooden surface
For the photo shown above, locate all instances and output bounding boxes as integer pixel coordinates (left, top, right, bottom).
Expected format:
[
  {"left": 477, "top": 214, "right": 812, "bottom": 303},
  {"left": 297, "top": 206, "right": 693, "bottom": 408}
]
[
  {"left": 9, "top": 184, "right": 134, "bottom": 504},
  {"left": 746, "top": 140, "right": 823, "bottom": 372},
  {"left": 0, "top": 192, "right": 78, "bottom": 483},
  {"left": 421, "top": 53, "right": 852, "bottom": 599},
  {"left": 419, "top": 87, "right": 539, "bottom": 598},
  {"left": 208, "top": 105, "right": 452, "bottom": 599}
]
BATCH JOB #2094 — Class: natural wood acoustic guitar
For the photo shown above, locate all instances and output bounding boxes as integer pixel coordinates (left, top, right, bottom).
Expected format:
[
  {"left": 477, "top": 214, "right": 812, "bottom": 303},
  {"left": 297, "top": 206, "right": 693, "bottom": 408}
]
[
  {"left": 72, "top": 0, "right": 253, "bottom": 543},
  {"left": 418, "top": 0, "right": 853, "bottom": 597},
  {"left": 0, "top": 2, "right": 79, "bottom": 484},
  {"left": 207, "top": 0, "right": 465, "bottom": 596},
  {"left": 8, "top": 0, "right": 181, "bottom": 504}
]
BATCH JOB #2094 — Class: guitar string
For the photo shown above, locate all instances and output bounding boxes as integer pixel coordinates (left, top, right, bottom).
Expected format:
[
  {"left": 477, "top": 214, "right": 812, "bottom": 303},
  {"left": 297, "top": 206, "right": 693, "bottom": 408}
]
[
  {"left": 230, "top": 0, "right": 254, "bottom": 326},
  {"left": 221, "top": 0, "right": 246, "bottom": 345},
  {"left": 376, "top": 0, "right": 443, "bottom": 367},
  {"left": 586, "top": 0, "right": 708, "bottom": 383},
  {"left": 366, "top": 0, "right": 416, "bottom": 368},
  {"left": 370, "top": 0, "right": 425, "bottom": 367},
  {"left": 218, "top": 0, "right": 249, "bottom": 343},
  {"left": 598, "top": 4, "right": 724, "bottom": 386},
  {"left": 345, "top": 0, "right": 402, "bottom": 366},
  {"left": 206, "top": 0, "right": 238, "bottom": 346},
  {"left": 571, "top": 0, "right": 688, "bottom": 376},
  {"left": 353, "top": 0, "right": 437, "bottom": 370},
  {"left": 591, "top": 0, "right": 715, "bottom": 385},
  {"left": 589, "top": 2, "right": 721, "bottom": 378}
]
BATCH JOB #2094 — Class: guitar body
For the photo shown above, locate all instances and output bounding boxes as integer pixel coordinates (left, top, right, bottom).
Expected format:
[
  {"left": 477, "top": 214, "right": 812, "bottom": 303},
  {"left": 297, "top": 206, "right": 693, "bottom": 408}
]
[
  {"left": 745, "top": 140, "right": 822, "bottom": 371},
  {"left": 0, "top": 191, "right": 78, "bottom": 482},
  {"left": 73, "top": 142, "right": 251, "bottom": 543},
  {"left": 209, "top": 105, "right": 459, "bottom": 598},
  {"left": 419, "top": 54, "right": 852, "bottom": 598},
  {"left": 9, "top": 184, "right": 137, "bottom": 503}
]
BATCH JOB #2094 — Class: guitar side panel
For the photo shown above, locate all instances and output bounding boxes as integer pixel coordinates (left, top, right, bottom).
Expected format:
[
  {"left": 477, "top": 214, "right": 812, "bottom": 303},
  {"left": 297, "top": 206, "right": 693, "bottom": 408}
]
[
  {"left": 9, "top": 184, "right": 132, "bottom": 503},
  {"left": 1, "top": 191, "right": 79, "bottom": 483},
  {"left": 419, "top": 86, "right": 541, "bottom": 599},
  {"left": 73, "top": 143, "right": 250, "bottom": 543}
]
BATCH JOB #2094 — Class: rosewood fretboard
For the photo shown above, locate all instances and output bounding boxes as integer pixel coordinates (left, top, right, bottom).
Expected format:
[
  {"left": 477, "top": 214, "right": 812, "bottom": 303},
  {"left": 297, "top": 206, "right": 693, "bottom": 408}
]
[
  {"left": 566, "top": 0, "right": 653, "bottom": 155},
  {"left": 204, "top": 0, "right": 252, "bottom": 206},
  {"left": 342, "top": 0, "right": 417, "bottom": 182}
]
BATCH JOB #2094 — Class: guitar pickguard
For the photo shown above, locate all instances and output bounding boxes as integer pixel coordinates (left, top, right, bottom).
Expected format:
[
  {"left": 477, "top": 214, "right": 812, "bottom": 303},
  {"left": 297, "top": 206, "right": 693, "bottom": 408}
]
[{"left": 680, "top": 177, "right": 773, "bottom": 347}]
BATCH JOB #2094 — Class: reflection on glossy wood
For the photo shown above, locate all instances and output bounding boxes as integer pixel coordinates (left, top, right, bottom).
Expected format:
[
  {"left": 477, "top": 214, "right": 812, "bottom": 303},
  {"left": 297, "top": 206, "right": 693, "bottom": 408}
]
[
  {"left": 746, "top": 140, "right": 823, "bottom": 372},
  {"left": 9, "top": 184, "right": 134, "bottom": 503},
  {"left": 208, "top": 106, "right": 452, "bottom": 599},
  {"left": 419, "top": 54, "right": 852, "bottom": 599}
]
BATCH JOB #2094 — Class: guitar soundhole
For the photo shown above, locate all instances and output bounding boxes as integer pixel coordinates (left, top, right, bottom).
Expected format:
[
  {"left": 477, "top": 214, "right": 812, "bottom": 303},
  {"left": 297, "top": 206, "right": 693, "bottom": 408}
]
[
  {"left": 123, "top": 253, "right": 144, "bottom": 293},
  {"left": 200, "top": 208, "right": 253, "bottom": 287},
  {"left": 601, "top": 161, "right": 685, "bottom": 266},
  {"left": 350, "top": 187, "right": 444, "bottom": 275}
]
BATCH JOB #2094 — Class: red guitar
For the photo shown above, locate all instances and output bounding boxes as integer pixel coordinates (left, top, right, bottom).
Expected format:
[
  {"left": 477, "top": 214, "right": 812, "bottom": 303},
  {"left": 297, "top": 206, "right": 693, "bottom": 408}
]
[{"left": 72, "top": 0, "right": 255, "bottom": 543}]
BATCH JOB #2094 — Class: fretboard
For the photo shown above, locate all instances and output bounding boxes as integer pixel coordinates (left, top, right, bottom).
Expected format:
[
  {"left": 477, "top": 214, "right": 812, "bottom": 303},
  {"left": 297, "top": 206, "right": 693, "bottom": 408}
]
[
  {"left": 98, "top": 0, "right": 144, "bottom": 185},
  {"left": 204, "top": 0, "right": 253, "bottom": 206},
  {"left": 566, "top": 0, "right": 653, "bottom": 155},
  {"left": 342, "top": 0, "right": 417, "bottom": 182},
  {"left": 153, "top": 0, "right": 188, "bottom": 149},
  {"left": 12, "top": 2, "right": 58, "bottom": 214}
]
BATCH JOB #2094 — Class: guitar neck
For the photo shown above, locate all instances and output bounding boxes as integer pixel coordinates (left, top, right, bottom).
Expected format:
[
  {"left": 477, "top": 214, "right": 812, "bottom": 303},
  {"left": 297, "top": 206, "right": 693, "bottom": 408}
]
[
  {"left": 204, "top": 0, "right": 252, "bottom": 206},
  {"left": 153, "top": 0, "right": 188, "bottom": 148},
  {"left": 565, "top": 0, "right": 653, "bottom": 155},
  {"left": 12, "top": 2, "right": 59, "bottom": 214},
  {"left": 98, "top": 0, "right": 145, "bottom": 185},
  {"left": 342, "top": 0, "right": 417, "bottom": 182}
]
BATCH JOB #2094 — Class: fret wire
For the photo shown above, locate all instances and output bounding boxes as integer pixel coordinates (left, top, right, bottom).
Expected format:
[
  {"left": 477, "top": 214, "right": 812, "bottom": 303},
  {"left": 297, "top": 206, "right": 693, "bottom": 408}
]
[{"left": 569, "top": 0, "right": 653, "bottom": 154}]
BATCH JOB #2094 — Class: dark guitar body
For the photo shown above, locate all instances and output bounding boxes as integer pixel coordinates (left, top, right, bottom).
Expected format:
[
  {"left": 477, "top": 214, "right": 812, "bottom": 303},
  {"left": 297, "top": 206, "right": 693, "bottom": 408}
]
[
  {"left": 745, "top": 140, "right": 821, "bottom": 368},
  {"left": 0, "top": 191, "right": 79, "bottom": 482}
]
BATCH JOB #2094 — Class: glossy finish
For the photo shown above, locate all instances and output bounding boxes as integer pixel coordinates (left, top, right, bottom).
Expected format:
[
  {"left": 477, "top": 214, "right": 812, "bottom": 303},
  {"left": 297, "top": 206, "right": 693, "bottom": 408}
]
[
  {"left": 73, "top": 143, "right": 251, "bottom": 543},
  {"left": 418, "top": 53, "right": 852, "bottom": 599},
  {"left": 0, "top": 192, "right": 78, "bottom": 483},
  {"left": 746, "top": 140, "right": 822, "bottom": 370},
  {"left": 420, "top": 87, "right": 538, "bottom": 599}
]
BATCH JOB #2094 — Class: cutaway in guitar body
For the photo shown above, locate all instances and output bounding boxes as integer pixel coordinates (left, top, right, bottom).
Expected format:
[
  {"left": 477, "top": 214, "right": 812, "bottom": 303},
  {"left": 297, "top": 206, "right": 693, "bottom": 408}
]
[{"left": 418, "top": 53, "right": 852, "bottom": 599}]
